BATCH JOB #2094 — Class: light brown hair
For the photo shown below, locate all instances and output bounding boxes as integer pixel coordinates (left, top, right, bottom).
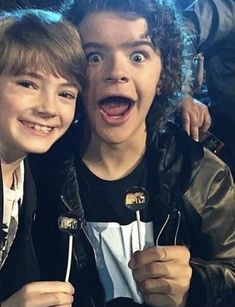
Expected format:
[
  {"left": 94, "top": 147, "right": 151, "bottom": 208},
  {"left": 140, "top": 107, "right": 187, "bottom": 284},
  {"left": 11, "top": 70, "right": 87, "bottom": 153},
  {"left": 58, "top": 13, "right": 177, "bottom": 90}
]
[{"left": 0, "top": 9, "right": 86, "bottom": 91}]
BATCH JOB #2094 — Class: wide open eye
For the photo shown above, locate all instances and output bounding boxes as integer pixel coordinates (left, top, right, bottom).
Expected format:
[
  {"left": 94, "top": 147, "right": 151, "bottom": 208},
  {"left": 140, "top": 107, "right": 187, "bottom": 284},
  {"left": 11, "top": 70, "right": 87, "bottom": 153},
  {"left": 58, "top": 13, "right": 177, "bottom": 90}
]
[
  {"left": 86, "top": 53, "right": 103, "bottom": 63},
  {"left": 130, "top": 52, "right": 146, "bottom": 63}
]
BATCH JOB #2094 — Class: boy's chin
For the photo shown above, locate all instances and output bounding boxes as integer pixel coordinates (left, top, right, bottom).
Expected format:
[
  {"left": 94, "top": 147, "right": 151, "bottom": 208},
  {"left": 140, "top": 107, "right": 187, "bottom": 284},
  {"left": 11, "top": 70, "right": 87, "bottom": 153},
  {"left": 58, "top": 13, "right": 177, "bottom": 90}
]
[{"left": 27, "top": 143, "right": 55, "bottom": 155}]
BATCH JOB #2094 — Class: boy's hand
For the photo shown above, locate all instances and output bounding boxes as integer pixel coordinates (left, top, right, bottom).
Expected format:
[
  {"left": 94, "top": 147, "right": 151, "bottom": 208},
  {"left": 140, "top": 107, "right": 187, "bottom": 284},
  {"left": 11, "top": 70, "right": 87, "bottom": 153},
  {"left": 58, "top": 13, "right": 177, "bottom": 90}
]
[
  {"left": 177, "top": 97, "right": 211, "bottom": 142},
  {"left": 1, "top": 281, "right": 74, "bottom": 307},
  {"left": 129, "top": 245, "right": 192, "bottom": 307}
]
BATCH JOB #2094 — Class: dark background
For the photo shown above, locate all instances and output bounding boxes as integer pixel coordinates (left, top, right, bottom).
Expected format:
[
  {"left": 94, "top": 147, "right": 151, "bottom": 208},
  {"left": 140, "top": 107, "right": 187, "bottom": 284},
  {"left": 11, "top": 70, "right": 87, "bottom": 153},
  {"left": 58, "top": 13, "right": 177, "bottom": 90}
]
[
  {"left": 0, "top": 0, "right": 193, "bottom": 11},
  {"left": 0, "top": 0, "right": 65, "bottom": 10}
]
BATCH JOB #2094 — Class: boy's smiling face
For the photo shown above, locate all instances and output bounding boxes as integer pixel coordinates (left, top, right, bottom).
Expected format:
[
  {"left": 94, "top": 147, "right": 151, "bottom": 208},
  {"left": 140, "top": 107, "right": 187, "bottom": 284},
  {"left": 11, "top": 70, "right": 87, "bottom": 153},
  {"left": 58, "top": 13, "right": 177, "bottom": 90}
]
[
  {"left": 80, "top": 11, "right": 162, "bottom": 146},
  {"left": 0, "top": 70, "right": 78, "bottom": 162}
]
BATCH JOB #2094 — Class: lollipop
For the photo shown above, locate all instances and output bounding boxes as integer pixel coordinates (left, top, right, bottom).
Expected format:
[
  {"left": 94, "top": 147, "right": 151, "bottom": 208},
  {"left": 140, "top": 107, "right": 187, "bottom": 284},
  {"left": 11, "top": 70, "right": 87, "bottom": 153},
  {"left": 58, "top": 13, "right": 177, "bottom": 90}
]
[
  {"left": 58, "top": 215, "right": 80, "bottom": 235},
  {"left": 58, "top": 196, "right": 82, "bottom": 282},
  {"left": 124, "top": 186, "right": 149, "bottom": 250}
]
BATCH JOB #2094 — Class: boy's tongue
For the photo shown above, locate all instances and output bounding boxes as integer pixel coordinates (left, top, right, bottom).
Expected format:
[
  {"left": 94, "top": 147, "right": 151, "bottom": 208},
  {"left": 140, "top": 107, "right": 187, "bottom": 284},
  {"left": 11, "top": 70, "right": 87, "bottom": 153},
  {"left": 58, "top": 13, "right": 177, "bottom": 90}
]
[{"left": 99, "top": 97, "right": 131, "bottom": 116}]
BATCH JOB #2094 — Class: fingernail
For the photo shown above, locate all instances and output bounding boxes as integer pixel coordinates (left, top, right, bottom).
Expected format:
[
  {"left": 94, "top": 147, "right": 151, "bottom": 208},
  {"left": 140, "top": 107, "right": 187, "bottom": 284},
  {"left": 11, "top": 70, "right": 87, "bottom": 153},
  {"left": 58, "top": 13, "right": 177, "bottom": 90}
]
[{"left": 128, "top": 259, "right": 134, "bottom": 268}]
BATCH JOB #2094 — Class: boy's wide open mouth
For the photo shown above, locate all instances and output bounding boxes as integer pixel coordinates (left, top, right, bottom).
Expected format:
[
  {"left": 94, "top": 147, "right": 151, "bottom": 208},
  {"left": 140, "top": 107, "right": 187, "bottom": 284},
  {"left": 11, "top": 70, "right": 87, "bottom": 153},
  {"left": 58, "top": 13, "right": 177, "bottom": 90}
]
[{"left": 98, "top": 96, "right": 134, "bottom": 118}]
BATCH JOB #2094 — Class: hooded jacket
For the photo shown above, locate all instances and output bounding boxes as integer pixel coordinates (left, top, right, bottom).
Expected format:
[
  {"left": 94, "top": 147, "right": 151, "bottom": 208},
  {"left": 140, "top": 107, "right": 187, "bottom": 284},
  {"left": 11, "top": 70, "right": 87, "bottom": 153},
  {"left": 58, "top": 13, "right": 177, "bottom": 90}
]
[{"left": 31, "top": 122, "right": 235, "bottom": 307}]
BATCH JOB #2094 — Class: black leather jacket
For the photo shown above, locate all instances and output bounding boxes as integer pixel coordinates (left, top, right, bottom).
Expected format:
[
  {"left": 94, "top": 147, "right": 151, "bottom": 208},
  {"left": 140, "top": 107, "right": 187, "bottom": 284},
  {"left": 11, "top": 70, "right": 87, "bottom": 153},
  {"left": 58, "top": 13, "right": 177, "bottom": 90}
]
[{"left": 31, "top": 123, "right": 235, "bottom": 307}]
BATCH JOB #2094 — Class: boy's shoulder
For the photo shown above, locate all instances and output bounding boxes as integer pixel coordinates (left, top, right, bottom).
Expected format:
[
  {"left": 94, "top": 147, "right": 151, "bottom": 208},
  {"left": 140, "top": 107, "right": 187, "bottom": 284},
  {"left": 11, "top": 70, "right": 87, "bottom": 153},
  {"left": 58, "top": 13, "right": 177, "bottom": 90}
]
[
  {"left": 152, "top": 122, "right": 232, "bottom": 181},
  {"left": 148, "top": 122, "right": 204, "bottom": 163}
]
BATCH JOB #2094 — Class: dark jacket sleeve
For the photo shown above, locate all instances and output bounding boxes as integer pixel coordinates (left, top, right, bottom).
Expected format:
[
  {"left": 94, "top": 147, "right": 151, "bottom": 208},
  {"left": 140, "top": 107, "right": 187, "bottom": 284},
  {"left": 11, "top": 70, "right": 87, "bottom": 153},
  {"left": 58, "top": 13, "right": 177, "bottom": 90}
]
[
  {"left": 181, "top": 0, "right": 235, "bottom": 96},
  {"left": 183, "top": 0, "right": 235, "bottom": 51},
  {"left": 184, "top": 149, "right": 235, "bottom": 306}
]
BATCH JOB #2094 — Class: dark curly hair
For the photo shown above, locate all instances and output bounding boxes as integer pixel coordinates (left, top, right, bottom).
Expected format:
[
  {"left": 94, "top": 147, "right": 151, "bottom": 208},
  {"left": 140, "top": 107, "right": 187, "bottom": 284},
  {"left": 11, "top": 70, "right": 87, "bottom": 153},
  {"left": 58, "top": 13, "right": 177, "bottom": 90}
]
[{"left": 64, "top": 0, "right": 185, "bottom": 130}]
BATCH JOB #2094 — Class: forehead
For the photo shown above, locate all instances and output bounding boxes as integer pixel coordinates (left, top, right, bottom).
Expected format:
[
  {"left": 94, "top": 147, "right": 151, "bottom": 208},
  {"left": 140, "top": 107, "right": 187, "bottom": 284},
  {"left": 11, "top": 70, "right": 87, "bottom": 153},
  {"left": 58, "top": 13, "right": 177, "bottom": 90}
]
[
  {"left": 79, "top": 12, "right": 149, "bottom": 47},
  {"left": 1, "top": 52, "right": 78, "bottom": 87}
]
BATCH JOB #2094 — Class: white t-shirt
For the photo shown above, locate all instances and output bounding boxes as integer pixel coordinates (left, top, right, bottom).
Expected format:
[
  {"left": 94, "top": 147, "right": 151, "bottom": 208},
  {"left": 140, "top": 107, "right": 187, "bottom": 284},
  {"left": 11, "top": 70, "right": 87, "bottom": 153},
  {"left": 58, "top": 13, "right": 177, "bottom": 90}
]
[
  {"left": 0, "top": 161, "right": 24, "bottom": 268},
  {"left": 86, "top": 220, "right": 154, "bottom": 304}
]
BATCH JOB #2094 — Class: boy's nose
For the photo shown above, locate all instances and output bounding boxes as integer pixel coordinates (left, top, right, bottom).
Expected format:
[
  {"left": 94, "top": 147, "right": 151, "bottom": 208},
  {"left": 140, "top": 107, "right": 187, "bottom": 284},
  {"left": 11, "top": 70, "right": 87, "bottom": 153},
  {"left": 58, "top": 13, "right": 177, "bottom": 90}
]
[
  {"left": 104, "top": 54, "right": 129, "bottom": 84},
  {"left": 35, "top": 94, "right": 57, "bottom": 117}
]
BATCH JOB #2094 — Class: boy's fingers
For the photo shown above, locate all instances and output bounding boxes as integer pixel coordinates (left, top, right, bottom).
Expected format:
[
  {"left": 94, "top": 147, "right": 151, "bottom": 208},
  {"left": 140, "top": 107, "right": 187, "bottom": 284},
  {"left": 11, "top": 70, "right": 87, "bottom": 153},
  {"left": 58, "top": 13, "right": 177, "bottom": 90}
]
[
  {"left": 129, "top": 245, "right": 190, "bottom": 268},
  {"left": 37, "top": 292, "right": 74, "bottom": 306},
  {"left": 23, "top": 281, "right": 74, "bottom": 294}
]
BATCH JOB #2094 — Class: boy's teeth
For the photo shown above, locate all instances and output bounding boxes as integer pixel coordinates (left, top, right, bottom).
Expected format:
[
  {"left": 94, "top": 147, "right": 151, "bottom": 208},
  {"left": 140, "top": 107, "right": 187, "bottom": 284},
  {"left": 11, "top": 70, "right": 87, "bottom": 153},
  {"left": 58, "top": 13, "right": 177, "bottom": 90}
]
[
  {"left": 27, "top": 122, "right": 34, "bottom": 128},
  {"left": 34, "top": 124, "right": 52, "bottom": 132},
  {"left": 24, "top": 121, "right": 52, "bottom": 132}
]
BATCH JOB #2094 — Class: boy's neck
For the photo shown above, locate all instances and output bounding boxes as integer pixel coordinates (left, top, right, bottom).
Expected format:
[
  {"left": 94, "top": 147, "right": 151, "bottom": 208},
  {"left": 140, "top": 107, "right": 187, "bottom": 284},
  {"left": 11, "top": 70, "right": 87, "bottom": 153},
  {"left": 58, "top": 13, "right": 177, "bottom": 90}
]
[
  {"left": 81, "top": 129, "right": 147, "bottom": 181},
  {"left": 1, "top": 158, "right": 23, "bottom": 189}
]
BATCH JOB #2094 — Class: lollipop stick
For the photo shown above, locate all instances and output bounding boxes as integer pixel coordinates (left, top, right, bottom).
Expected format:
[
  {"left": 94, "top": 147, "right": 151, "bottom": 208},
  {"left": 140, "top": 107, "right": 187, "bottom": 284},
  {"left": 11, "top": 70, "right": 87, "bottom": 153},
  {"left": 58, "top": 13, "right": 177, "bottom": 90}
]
[
  {"left": 136, "top": 210, "right": 143, "bottom": 250},
  {"left": 65, "top": 234, "right": 73, "bottom": 282}
]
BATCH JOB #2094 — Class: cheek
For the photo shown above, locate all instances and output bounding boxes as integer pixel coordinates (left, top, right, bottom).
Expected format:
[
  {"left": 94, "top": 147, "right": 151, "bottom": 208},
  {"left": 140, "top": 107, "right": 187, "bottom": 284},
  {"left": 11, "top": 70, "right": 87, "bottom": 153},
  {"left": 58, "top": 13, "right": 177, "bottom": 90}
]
[
  {"left": 62, "top": 106, "right": 76, "bottom": 127},
  {"left": 82, "top": 82, "right": 99, "bottom": 112},
  {"left": 140, "top": 77, "right": 158, "bottom": 99},
  {"left": 146, "top": 70, "right": 161, "bottom": 96},
  {"left": 147, "top": 58, "right": 162, "bottom": 84},
  {"left": 85, "top": 66, "right": 103, "bottom": 93},
  {"left": 83, "top": 80, "right": 93, "bottom": 105},
  {"left": 150, "top": 66, "right": 161, "bottom": 83},
  {"left": 0, "top": 96, "right": 18, "bottom": 113},
  {"left": 86, "top": 66, "right": 97, "bottom": 84}
]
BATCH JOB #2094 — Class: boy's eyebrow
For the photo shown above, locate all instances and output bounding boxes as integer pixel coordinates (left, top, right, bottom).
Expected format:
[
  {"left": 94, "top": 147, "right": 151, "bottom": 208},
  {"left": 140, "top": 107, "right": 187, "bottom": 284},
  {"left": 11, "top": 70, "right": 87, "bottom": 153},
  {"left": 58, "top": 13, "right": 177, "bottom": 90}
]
[
  {"left": 122, "top": 40, "right": 155, "bottom": 50},
  {"left": 18, "top": 72, "right": 43, "bottom": 79},
  {"left": 83, "top": 39, "right": 155, "bottom": 51},
  {"left": 19, "top": 72, "right": 51, "bottom": 80}
]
